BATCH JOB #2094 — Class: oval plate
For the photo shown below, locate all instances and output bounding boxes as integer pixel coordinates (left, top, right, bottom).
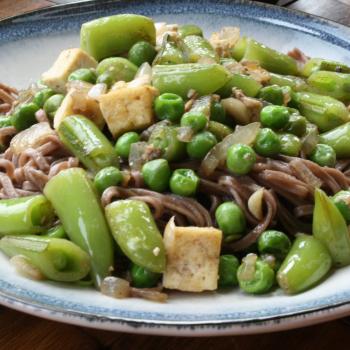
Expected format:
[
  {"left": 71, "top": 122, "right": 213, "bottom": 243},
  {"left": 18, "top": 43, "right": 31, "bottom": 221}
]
[{"left": 1, "top": 0, "right": 350, "bottom": 336}]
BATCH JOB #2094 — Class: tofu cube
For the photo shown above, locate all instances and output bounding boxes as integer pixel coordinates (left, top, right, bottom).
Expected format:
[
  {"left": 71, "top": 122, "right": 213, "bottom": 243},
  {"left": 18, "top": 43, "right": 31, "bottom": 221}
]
[
  {"left": 98, "top": 85, "right": 158, "bottom": 137},
  {"left": 54, "top": 86, "right": 104, "bottom": 129},
  {"left": 41, "top": 48, "right": 97, "bottom": 93},
  {"left": 162, "top": 217, "right": 222, "bottom": 292}
]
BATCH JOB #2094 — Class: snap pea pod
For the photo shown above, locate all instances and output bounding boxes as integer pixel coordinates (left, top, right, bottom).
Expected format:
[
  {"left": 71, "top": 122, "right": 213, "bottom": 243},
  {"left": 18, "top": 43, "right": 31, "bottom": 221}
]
[
  {"left": 152, "top": 63, "right": 229, "bottom": 98},
  {"left": 178, "top": 24, "right": 203, "bottom": 38},
  {"left": 0, "top": 195, "right": 55, "bottom": 236},
  {"left": 216, "top": 73, "right": 262, "bottom": 98},
  {"left": 313, "top": 188, "right": 350, "bottom": 266},
  {"left": 319, "top": 122, "right": 350, "bottom": 158},
  {"left": 44, "top": 168, "right": 114, "bottom": 287},
  {"left": 153, "top": 34, "right": 185, "bottom": 65},
  {"left": 290, "top": 91, "right": 350, "bottom": 132},
  {"left": 58, "top": 115, "right": 119, "bottom": 173},
  {"left": 0, "top": 235, "right": 90, "bottom": 282},
  {"left": 307, "top": 70, "right": 350, "bottom": 102},
  {"left": 268, "top": 73, "right": 308, "bottom": 91},
  {"left": 80, "top": 14, "right": 156, "bottom": 61},
  {"left": 44, "top": 225, "right": 67, "bottom": 239},
  {"left": 105, "top": 199, "right": 165, "bottom": 273},
  {"left": 277, "top": 234, "right": 332, "bottom": 294},
  {"left": 242, "top": 38, "right": 299, "bottom": 75},
  {"left": 301, "top": 58, "right": 350, "bottom": 77},
  {"left": 231, "top": 37, "right": 247, "bottom": 61},
  {"left": 207, "top": 121, "right": 233, "bottom": 140},
  {"left": 182, "top": 35, "right": 219, "bottom": 63}
]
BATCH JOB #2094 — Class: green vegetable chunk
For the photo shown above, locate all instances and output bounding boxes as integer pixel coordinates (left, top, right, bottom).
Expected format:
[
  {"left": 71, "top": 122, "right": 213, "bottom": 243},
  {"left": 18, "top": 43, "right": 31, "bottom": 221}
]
[
  {"left": 226, "top": 143, "right": 256, "bottom": 175},
  {"left": 152, "top": 63, "right": 229, "bottom": 98},
  {"left": 218, "top": 255, "right": 240, "bottom": 288},
  {"left": 43, "top": 94, "right": 64, "bottom": 119},
  {"left": 207, "top": 121, "right": 233, "bottom": 141},
  {"left": 33, "top": 88, "right": 55, "bottom": 108},
  {"left": 283, "top": 113, "right": 307, "bottom": 137},
  {"left": 215, "top": 202, "right": 246, "bottom": 240},
  {"left": 154, "top": 93, "right": 185, "bottom": 122},
  {"left": 94, "top": 166, "right": 123, "bottom": 193},
  {"left": 279, "top": 133, "right": 302, "bottom": 157},
  {"left": 11, "top": 102, "right": 39, "bottom": 131},
  {"left": 128, "top": 41, "right": 157, "bottom": 66},
  {"left": 68, "top": 68, "right": 97, "bottom": 84},
  {"left": 260, "top": 105, "right": 290, "bottom": 130},
  {"left": 258, "top": 230, "right": 291, "bottom": 260},
  {"left": 142, "top": 159, "right": 171, "bottom": 192},
  {"left": 58, "top": 114, "right": 119, "bottom": 173},
  {"left": 217, "top": 73, "right": 262, "bottom": 98},
  {"left": 313, "top": 188, "right": 350, "bottom": 266},
  {"left": 44, "top": 168, "right": 114, "bottom": 287},
  {"left": 186, "top": 131, "right": 217, "bottom": 159},
  {"left": 0, "top": 195, "right": 54, "bottom": 235},
  {"left": 130, "top": 263, "right": 161, "bottom": 288},
  {"left": 301, "top": 58, "right": 350, "bottom": 77},
  {"left": 254, "top": 128, "right": 281, "bottom": 157},
  {"left": 180, "top": 111, "right": 207, "bottom": 132},
  {"left": 182, "top": 35, "right": 219, "bottom": 63},
  {"left": 332, "top": 190, "right": 350, "bottom": 223},
  {"left": 44, "top": 225, "right": 67, "bottom": 239},
  {"left": 0, "top": 236, "right": 91, "bottom": 282},
  {"left": 153, "top": 34, "right": 185, "bottom": 65},
  {"left": 115, "top": 131, "right": 140, "bottom": 159},
  {"left": 178, "top": 24, "right": 203, "bottom": 38},
  {"left": 210, "top": 101, "right": 230, "bottom": 125},
  {"left": 105, "top": 199, "right": 165, "bottom": 273},
  {"left": 80, "top": 14, "right": 156, "bottom": 61},
  {"left": 237, "top": 254, "right": 275, "bottom": 294},
  {"left": 310, "top": 144, "right": 336, "bottom": 167},
  {"left": 290, "top": 91, "right": 350, "bottom": 132},
  {"left": 169, "top": 169, "right": 199, "bottom": 197},
  {"left": 268, "top": 73, "right": 308, "bottom": 91},
  {"left": 277, "top": 234, "right": 332, "bottom": 294},
  {"left": 319, "top": 122, "right": 350, "bottom": 158}
]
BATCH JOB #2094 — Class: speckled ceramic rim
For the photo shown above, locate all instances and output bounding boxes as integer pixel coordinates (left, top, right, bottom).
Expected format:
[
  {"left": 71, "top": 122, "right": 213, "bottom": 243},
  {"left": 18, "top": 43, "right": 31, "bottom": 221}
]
[{"left": 1, "top": 0, "right": 350, "bottom": 335}]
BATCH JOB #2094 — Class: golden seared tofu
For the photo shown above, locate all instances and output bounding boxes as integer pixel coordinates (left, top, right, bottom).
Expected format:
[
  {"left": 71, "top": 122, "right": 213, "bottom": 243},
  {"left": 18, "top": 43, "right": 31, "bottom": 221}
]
[
  {"left": 163, "top": 217, "right": 223, "bottom": 292},
  {"left": 98, "top": 85, "right": 158, "bottom": 137},
  {"left": 41, "top": 48, "right": 97, "bottom": 93},
  {"left": 54, "top": 84, "right": 105, "bottom": 129}
]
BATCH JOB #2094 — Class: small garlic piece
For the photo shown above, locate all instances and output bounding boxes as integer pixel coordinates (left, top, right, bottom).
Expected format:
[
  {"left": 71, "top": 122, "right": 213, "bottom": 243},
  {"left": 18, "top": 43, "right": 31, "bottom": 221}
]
[{"left": 248, "top": 188, "right": 265, "bottom": 220}]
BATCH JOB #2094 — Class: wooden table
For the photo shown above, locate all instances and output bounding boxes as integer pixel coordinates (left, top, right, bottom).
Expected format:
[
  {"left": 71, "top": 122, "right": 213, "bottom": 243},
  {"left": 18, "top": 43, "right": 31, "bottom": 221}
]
[{"left": 1, "top": 0, "right": 350, "bottom": 348}]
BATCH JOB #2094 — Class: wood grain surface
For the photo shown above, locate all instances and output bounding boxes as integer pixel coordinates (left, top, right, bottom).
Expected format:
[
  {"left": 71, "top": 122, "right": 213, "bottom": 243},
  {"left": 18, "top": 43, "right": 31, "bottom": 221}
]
[{"left": 1, "top": 0, "right": 350, "bottom": 349}]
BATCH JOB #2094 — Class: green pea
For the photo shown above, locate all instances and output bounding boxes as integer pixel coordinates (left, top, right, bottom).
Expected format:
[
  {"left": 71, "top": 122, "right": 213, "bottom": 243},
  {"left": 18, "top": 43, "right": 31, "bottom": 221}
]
[
  {"left": 154, "top": 93, "right": 185, "bottom": 122},
  {"left": 258, "top": 85, "right": 284, "bottom": 105},
  {"left": 96, "top": 71, "right": 115, "bottom": 88},
  {"left": 254, "top": 128, "right": 281, "bottom": 157},
  {"left": 178, "top": 24, "right": 203, "bottom": 38},
  {"left": 180, "top": 111, "right": 207, "bottom": 132},
  {"left": 258, "top": 230, "right": 291, "bottom": 260},
  {"left": 32, "top": 88, "right": 55, "bottom": 108},
  {"left": 210, "top": 101, "right": 229, "bottom": 125},
  {"left": 260, "top": 105, "right": 290, "bottom": 130},
  {"left": 94, "top": 166, "right": 123, "bottom": 193},
  {"left": 237, "top": 254, "right": 275, "bottom": 294},
  {"left": 11, "top": 102, "right": 39, "bottom": 131},
  {"left": 130, "top": 263, "right": 161, "bottom": 288},
  {"left": 169, "top": 169, "right": 199, "bottom": 197},
  {"left": 142, "top": 159, "right": 171, "bottom": 192},
  {"left": 218, "top": 255, "right": 239, "bottom": 288},
  {"left": 128, "top": 41, "right": 157, "bottom": 66},
  {"left": 283, "top": 113, "right": 307, "bottom": 137},
  {"left": 96, "top": 57, "right": 138, "bottom": 83},
  {"left": 43, "top": 94, "right": 64, "bottom": 119},
  {"left": 226, "top": 143, "right": 256, "bottom": 175},
  {"left": 68, "top": 68, "right": 97, "bottom": 84},
  {"left": 215, "top": 202, "right": 246, "bottom": 240},
  {"left": 333, "top": 190, "right": 350, "bottom": 223},
  {"left": 115, "top": 131, "right": 140, "bottom": 158},
  {"left": 186, "top": 131, "right": 217, "bottom": 159},
  {"left": 279, "top": 133, "right": 302, "bottom": 157},
  {"left": 310, "top": 144, "right": 336, "bottom": 167}
]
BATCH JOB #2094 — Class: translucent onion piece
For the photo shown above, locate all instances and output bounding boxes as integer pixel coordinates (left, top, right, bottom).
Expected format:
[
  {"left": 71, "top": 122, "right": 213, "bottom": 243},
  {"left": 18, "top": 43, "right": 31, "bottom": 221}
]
[
  {"left": 130, "top": 288, "right": 168, "bottom": 303},
  {"left": 10, "top": 122, "right": 55, "bottom": 155},
  {"left": 10, "top": 255, "right": 44, "bottom": 281},
  {"left": 200, "top": 122, "right": 260, "bottom": 176},
  {"left": 128, "top": 141, "right": 149, "bottom": 171},
  {"left": 135, "top": 62, "right": 153, "bottom": 79},
  {"left": 221, "top": 98, "right": 251, "bottom": 125},
  {"left": 100, "top": 276, "right": 130, "bottom": 299},
  {"left": 238, "top": 253, "right": 257, "bottom": 281},
  {"left": 88, "top": 83, "right": 107, "bottom": 100},
  {"left": 177, "top": 126, "right": 194, "bottom": 142},
  {"left": 301, "top": 124, "right": 319, "bottom": 156},
  {"left": 248, "top": 188, "right": 264, "bottom": 220}
]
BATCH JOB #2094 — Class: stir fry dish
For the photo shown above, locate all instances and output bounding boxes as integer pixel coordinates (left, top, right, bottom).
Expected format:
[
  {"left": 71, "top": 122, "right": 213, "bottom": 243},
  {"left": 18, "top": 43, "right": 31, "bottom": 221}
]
[{"left": 2, "top": 14, "right": 350, "bottom": 302}]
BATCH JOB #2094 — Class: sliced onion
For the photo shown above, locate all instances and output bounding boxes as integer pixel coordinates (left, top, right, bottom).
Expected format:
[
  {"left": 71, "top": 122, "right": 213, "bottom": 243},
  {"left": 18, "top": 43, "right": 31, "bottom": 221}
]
[
  {"left": 130, "top": 288, "right": 168, "bottom": 303},
  {"left": 301, "top": 124, "right": 319, "bottom": 156},
  {"left": 128, "top": 141, "right": 149, "bottom": 171},
  {"left": 135, "top": 62, "right": 152, "bottom": 79},
  {"left": 221, "top": 98, "right": 251, "bottom": 125},
  {"left": 200, "top": 122, "right": 260, "bottom": 176},
  {"left": 101, "top": 276, "right": 130, "bottom": 299},
  {"left": 248, "top": 188, "right": 264, "bottom": 220},
  {"left": 88, "top": 83, "right": 107, "bottom": 100},
  {"left": 10, "top": 122, "right": 55, "bottom": 155},
  {"left": 10, "top": 255, "right": 44, "bottom": 281},
  {"left": 177, "top": 126, "right": 194, "bottom": 142},
  {"left": 237, "top": 253, "right": 257, "bottom": 281}
]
